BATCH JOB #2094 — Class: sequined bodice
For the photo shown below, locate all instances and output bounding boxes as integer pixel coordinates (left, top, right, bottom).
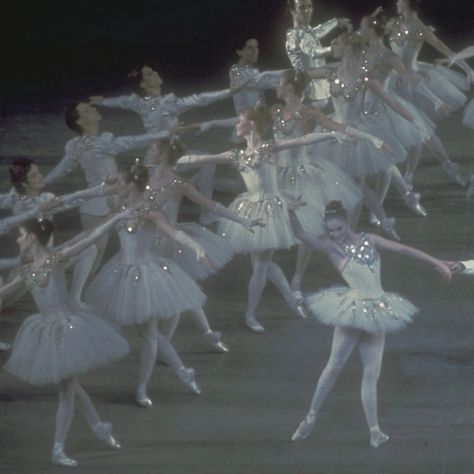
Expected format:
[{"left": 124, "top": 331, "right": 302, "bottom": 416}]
[
  {"left": 144, "top": 176, "right": 185, "bottom": 225},
  {"left": 388, "top": 17, "right": 426, "bottom": 70},
  {"left": 340, "top": 235, "right": 383, "bottom": 297},
  {"left": 116, "top": 206, "right": 157, "bottom": 263},
  {"left": 329, "top": 70, "right": 367, "bottom": 123},
  {"left": 20, "top": 256, "right": 72, "bottom": 317},
  {"left": 230, "top": 142, "right": 280, "bottom": 194}
]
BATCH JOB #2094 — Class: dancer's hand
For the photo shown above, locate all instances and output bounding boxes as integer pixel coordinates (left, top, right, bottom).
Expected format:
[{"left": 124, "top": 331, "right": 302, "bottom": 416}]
[
  {"left": 287, "top": 196, "right": 307, "bottom": 211},
  {"left": 199, "top": 253, "right": 214, "bottom": 269},
  {"left": 443, "top": 260, "right": 465, "bottom": 273},
  {"left": 244, "top": 218, "right": 265, "bottom": 232},
  {"left": 434, "top": 261, "right": 452, "bottom": 281},
  {"left": 331, "top": 131, "right": 347, "bottom": 144},
  {"left": 40, "top": 196, "right": 63, "bottom": 213},
  {"left": 89, "top": 96, "right": 104, "bottom": 105}
]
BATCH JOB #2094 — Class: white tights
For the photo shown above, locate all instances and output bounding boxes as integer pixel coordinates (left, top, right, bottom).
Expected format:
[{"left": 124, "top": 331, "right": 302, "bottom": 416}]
[
  {"left": 307, "top": 327, "right": 385, "bottom": 430},
  {"left": 55, "top": 377, "right": 101, "bottom": 445}
]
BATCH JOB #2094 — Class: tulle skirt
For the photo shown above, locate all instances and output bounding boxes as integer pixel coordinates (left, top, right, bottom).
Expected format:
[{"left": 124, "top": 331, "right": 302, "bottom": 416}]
[
  {"left": 277, "top": 156, "right": 362, "bottom": 235},
  {"left": 85, "top": 255, "right": 206, "bottom": 325},
  {"left": 463, "top": 98, "right": 474, "bottom": 129},
  {"left": 157, "top": 222, "right": 233, "bottom": 281},
  {"left": 306, "top": 286, "right": 418, "bottom": 333},
  {"left": 4, "top": 305, "right": 129, "bottom": 385},
  {"left": 218, "top": 192, "right": 296, "bottom": 253}
]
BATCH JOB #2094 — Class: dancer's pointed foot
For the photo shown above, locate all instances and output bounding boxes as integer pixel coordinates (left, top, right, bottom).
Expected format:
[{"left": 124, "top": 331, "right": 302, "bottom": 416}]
[
  {"left": 203, "top": 330, "right": 229, "bottom": 353},
  {"left": 245, "top": 313, "right": 265, "bottom": 333},
  {"left": 291, "top": 411, "right": 317, "bottom": 441},
  {"left": 93, "top": 422, "right": 121, "bottom": 449},
  {"left": 177, "top": 367, "right": 202, "bottom": 395},
  {"left": 368, "top": 213, "right": 381, "bottom": 228},
  {"left": 136, "top": 386, "right": 153, "bottom": 408},
  {"left": 52, "top": 445, "right": 78, "bottom": 468},
  {"left": 403, "top": 191, "right": 427, "bottom": 217},
  {"left": 380, "top": 217, "right": 400, "bottom": 241},
  {"left": 442, "top": 161, "right": 466, "bottom": 186},
  {"left": 290, "top": 276, "right": 304, "bottom": 301},
  {"left": 369, "top": 427, "right": 390, "bottom": 448}
]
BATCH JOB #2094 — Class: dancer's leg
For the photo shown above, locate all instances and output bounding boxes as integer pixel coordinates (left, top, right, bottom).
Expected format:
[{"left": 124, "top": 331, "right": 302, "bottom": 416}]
[{"left": 292, "top": 327, "right": 361, "bottom": 440}]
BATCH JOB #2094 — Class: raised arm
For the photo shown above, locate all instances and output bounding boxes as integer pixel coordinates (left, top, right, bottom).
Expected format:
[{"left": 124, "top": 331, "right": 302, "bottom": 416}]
[
  {"left": 176, "top": 151, "right": 234, "bottom": 167},
  {"left": 175, "top": 89, "right": 231, "bottom": 114},
  {"left": 56, "top": 208, "right": 130, "bottom": 262},
  {"left": 369, "top": 233, "right": 451, "bottom": 280},
  {"left": 90, "top": 94, "right": 138, "bottom": 112},
  {"left": 255, "top": 70, "right": 285, "bottom": 90}
]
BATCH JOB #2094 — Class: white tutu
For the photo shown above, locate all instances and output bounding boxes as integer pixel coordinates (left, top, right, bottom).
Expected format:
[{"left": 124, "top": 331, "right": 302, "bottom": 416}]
[
  {"left": 86, "top": 255, "right": 206, "bottom": 325},
  {"left": 277, "top": 158, "right": 362, "bottom": 235},
  {"left": 157, "top": 222, "right": 234, "bottom": 281},
  {"left": 306, "top": 286, "right": 418, "bottom": 333},
  {"left": 4, "top": 304, "right": 129, "bottom": 385},
  {"left": 463, "top": 98, "right": 474, "bottom": 129},
  {"left": 218, "top": 192, "right": 296, "bottom": 253}
]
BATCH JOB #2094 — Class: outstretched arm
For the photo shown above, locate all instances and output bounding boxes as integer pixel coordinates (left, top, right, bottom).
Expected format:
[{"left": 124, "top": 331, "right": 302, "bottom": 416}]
[
  {"left": 0, "top": 274, "right": 25, "bottom": 301},
  {"left": 90, "top": 94, "right": 138, "bottom": 112},
  {"left": 56, "top": 208, "right": 130, "bottom": 262},
  {"left": 272, "top": 131, "right": 345, "bottom": 152},
  {"left": 176, "top": 89, "right": 231, "bottom": 114},
  {"left": 369, "top": 233, "right": 451, "bottom": 280},
  {"left": 198, "top": 117, "right": 239, "bottom": 133},
  {"left": 43, "top": 140, "right": 79, "bottom": 186},
  {"left": 176, "top": 151, "right": 233, "bottom": 166}
]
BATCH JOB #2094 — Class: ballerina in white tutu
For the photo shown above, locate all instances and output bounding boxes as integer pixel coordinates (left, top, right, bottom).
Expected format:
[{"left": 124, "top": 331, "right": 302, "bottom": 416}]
[
  {"left": 144, "top": 136, "right": 261, "bottom": 351},
  {"left": 287, "top": 198, "right": 451, "bottom": 447},
  {"left": 386, "top": 0, "right": 472, "bottom": 120},
  {"left": 85, "top": 164, "right": 213, "bottom": 407},
  {"left": 178, "top": 106, "right": 353, "bottom": 333},
  {"left": 0, "top": 213, "right": 132, "bottom": 467}
]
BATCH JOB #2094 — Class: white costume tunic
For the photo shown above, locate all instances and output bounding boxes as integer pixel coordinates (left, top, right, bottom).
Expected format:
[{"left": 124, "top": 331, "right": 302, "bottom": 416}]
[
  {"left": 85, "top": 206, "right": 206, "bottom": 326},
  {"left": 44, "top": 132, "right": 161, "bottom": 217},
  {"left": 286, "top": 18, "right": 339, "bottom": 102},
  {"left": 4, "top": 255, "right": 129, "bottom": 385},
  {"left": 306, "top": 234, "right": 418, "bottom": 333},
  {"left": 218, "top": 142, "right": 296, "bottom": 252},
  {"left": 388, "top": 17, "right": 468, "bottom": 120},
  {"left": 272, "top": 105, "right": 362, "bottom": 235},
  {"left": 145, "top": 177, "right": 233, "bottom": 281}
]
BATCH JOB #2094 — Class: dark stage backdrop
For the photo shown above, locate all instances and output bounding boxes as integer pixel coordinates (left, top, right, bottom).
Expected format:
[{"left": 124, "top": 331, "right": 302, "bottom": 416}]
[{"left": 2, "top": 0, "right": 473, "bottom": 111}]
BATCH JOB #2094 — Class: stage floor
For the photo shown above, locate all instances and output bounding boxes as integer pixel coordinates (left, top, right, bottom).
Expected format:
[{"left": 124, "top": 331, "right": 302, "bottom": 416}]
[{"left": 1, "top": 103, "right": 474, "bottom": 473}]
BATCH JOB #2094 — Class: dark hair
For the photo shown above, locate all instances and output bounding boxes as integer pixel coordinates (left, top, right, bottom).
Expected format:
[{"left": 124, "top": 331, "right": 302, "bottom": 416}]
[
  {"left": 243, "top": 105, "right": 272, "bottom": 137},
  {"left": 157, "top": 136, "right": 186, "bottom": 166},
  {"left": 324, "top": 201, "right": 348, "bottom": 220},
  {"left": 287, "top": 0, "right": 311, "bottom": 11},
  {"left": 337, "top": 31, "right": 364, "bottom": 54},
  {"left": 21, "top": 218, "right": 54, "bottom": 246},
  {"left": 65, "top": 102, "right": 83, "bottom": 135},
  {"left": 236, "top": 37, "right": 258, "bottom": 50},
  {"left": 363, "top": 8, "right": 389, "bottom": 37},
  {"left": 10, "top": 158, "right": 35, "bottom": 194},
  {"left": 128, "top": 61, "right": 161, "bottom": 95},
  {"left": 280, "top": 69, "right": 310, "bottom": 97},
  {"left": 121, "top": 163, "right": 150, "bottom": 193}
]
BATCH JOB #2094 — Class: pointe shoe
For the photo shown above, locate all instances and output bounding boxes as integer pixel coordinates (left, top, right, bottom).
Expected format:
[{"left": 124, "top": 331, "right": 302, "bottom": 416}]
[
  {"left": 136, "top": 387, "right": 153, "bottom": 408},
  {"left": 0, "top": 341, "right": 11, "bottom": 352},
  {"left": 244, "top": 313, "right": 265, "bottom": 333},
  {"left": 285, "top": 293, "right": 308, "bottom": 319},
  {"left": 177, "top": 367, "right": 202, "bottom": 395},
  {"left": 291, "top": 411, "right": 317, "bottom": 441},
  {"left": 203, "top": 330, "right": 229, "bottom": 353},
  {"left": 380, "top": 217, "right": 400, "bottom": 241},
  {"left": 403, "top": 191, "right": 427, "bottom": 217},
  {"left": 290, "top": 276, "right": 304, "bottom": 301},
  {"left": 51, "top": 448, "right": 78, "bottom": 468},
  {"left": 368, "top": 213, "right": 381, "bottom": 228},
  {"left": 442, "top": 161, "right": 466, "bottom": 186},
  {"left": 93, "top": 422, "right": 121, "bottom": 449},
  {"left": 370, "top": 430, "right": 390, "bottom": 448}
]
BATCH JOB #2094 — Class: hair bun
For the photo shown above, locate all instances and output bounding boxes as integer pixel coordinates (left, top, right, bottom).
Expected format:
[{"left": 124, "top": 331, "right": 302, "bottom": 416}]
[{"left": 324, "top": 200, "right": 347, "bottom": 219}]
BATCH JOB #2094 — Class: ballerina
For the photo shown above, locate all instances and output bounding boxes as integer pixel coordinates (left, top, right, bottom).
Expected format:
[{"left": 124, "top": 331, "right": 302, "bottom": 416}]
[
  {"left": 287, "top": 198, "right": 451, "bottom": 447},
  {"left": 85, "top": 164, "right": 212, "bottom": 407},
  {"left": 386, "top": 0, "right": 472, "bottom": 121},
  {"left": 177, "top": 106, "right": 354, "bottom": 332},
  {"left": 0, "top": 213, "right": 131, "bottom": 467},
  {"left": 286, "top": 0, "right": 351, "bottom": 108},
  {"left": 358, "top": 10, "right": 465, "bottom": 205},
  {"left": 144, "top": 136, "right": 261, "bottom": 350}
]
